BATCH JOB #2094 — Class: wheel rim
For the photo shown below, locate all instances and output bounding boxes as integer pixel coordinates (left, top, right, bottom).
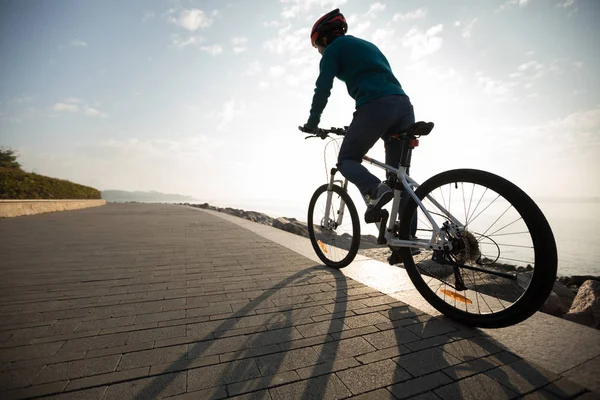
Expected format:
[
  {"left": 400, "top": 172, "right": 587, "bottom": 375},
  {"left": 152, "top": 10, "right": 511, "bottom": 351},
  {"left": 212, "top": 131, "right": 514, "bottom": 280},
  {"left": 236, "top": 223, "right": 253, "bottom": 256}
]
[
  {"left": 409, "top": 181, "right": 537, "bottom": 316},
  {"left": 310, "top": 189, "right": 357, "bottom": 264}
]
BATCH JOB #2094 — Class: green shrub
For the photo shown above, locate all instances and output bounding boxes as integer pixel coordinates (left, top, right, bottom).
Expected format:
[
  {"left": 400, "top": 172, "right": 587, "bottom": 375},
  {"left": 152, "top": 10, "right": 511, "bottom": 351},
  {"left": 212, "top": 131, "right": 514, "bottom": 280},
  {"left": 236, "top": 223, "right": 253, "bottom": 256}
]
[{"left": 0, "top": 168, "right": 101, "bottom": 199}]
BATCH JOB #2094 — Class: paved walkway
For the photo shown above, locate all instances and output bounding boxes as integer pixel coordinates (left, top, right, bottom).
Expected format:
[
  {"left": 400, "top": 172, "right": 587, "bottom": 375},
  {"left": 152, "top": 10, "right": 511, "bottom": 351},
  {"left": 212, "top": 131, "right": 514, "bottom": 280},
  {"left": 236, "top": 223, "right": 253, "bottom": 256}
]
[{"left": 0, "top": 204, "right": 597, "bottom": 399}]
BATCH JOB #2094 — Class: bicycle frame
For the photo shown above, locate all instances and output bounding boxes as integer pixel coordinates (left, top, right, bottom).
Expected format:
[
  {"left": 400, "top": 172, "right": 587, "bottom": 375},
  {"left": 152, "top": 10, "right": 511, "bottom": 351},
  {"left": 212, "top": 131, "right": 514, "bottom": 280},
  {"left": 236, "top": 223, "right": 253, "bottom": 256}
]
[{"left": 326, "top": 155, "right": 465, "bottom": 252}]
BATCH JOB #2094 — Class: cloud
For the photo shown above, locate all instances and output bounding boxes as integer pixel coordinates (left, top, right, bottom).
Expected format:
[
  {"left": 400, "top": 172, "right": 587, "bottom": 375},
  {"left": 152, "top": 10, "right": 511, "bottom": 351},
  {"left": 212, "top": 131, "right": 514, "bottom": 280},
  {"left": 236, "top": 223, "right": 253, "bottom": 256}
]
[
  {"left": 12, "top": 94, "right": 34, "bottom": 103},
  {"left": 558, "top": 0, "right": 576, "bottom": 7},
  {"left": 142, "top": 11, "right": 155, "bottom": 22},
  {"left": 82, "top": 106, "right": 107, "bottom": 117},
  {"left": 232, "top": 37, "right": 249, "bottom": 54},
  {"left": 402, "top": 24, "right": 444, "bottom": 60},
  {"left": 264, "top": 25, "right": 310, "bottom": 55},
  {"left": 372, "top": 28, "right": 397, "bottom": 52},
  {"left": 497, "top": 0, "right": 531, "bottom": 11},
  {"left": 217, "top": 99, "right": 246, "bottom": 131},
  {"left": 475, "top": 73, "right": 517, "bottom": 100},
  {"left": 200, "top": 44, "right": 223, "bottom": 55},
  {"left": 393, "top": 7, "right": 427, "bottom": 21},
  {"left": 169, "top": 8, "right": 213, "bottom": 31},
  {"left": 279, "top": 0, "right": 348, "bottom": 19},
  {"left": 53, "top": 103, "right": 79, "bottom": 112},
  {"left": 70, "top": 39, "right": 88, "bottom": 47},
  {"left": 365, "top": 2, "right": 386, "bottom": 18},
  {"left": 269, "top": 65, "right": 286, "bottom": 79},
  {"left": 460, "top": 18, "right": 477, "bottom": 38},
  {"left": 171, "top": 34, "right": 204, "bottom": 48},
  {"left": 263, "top": 20, "right": 281, "bottom": 28},
  {"left": 243, "top": 61, "right": 262, "bottom": 77},
  {"left": 52, "top": 99, "right": 107, "bottom": 117}
]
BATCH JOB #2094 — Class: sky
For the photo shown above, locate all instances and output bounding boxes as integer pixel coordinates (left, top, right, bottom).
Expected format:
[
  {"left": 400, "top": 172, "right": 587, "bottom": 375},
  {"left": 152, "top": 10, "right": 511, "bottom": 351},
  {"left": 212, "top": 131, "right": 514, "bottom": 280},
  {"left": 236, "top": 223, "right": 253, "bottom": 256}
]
[{"left": 1, "top": 0, "right": 599, "bottom": 219}]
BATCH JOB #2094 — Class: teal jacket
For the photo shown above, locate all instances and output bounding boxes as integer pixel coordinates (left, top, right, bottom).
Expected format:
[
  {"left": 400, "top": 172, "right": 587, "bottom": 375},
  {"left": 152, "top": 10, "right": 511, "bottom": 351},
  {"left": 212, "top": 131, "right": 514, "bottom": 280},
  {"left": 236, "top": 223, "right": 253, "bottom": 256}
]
[{"left": 306, "top": 35, "right": 406, "bottom": 129}]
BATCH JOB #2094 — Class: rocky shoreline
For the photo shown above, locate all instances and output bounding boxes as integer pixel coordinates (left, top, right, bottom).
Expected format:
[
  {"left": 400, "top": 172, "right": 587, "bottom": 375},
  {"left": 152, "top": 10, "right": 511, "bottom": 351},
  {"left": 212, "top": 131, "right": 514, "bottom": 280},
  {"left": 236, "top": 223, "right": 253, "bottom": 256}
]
[{"left": 181, "top": 202, "right": 600, "bottom": 330}]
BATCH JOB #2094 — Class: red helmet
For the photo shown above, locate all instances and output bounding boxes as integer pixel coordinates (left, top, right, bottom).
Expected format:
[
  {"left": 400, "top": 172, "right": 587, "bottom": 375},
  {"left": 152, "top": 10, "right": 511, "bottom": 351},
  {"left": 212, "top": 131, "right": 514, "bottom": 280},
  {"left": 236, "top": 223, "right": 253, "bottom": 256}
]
[{"left": 310, "top": 9, "right": 347, "bottom": 48}]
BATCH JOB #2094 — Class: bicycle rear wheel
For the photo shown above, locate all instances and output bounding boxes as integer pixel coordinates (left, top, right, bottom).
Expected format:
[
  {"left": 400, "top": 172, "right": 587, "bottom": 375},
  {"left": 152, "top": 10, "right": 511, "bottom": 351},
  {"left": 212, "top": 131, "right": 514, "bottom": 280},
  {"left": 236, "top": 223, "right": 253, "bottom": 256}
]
[
  {"left": 307, "top": 184, "right": 360, "bottom": 269},
  {"left": 398, "top": 169, "right": 557, "bottom": 328}
]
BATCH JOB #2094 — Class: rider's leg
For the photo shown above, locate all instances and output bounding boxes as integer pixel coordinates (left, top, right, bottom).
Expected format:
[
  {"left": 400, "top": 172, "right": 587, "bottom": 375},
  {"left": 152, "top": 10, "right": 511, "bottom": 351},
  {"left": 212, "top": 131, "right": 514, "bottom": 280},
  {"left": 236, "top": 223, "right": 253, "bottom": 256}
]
[
  {"left": 381, "top": 96, "right": 417, "bottom": 236},
  {"left": 336, "top": 96, "right": 406, "bottom": 211}
]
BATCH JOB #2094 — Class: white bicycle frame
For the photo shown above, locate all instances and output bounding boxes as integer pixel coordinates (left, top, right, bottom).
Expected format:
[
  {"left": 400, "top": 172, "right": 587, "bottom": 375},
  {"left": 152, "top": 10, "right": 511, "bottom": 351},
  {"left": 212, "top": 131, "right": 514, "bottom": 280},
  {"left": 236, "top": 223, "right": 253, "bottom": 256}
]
[{"left": 326, "top": 155, "right": 465, "bottom": 252}]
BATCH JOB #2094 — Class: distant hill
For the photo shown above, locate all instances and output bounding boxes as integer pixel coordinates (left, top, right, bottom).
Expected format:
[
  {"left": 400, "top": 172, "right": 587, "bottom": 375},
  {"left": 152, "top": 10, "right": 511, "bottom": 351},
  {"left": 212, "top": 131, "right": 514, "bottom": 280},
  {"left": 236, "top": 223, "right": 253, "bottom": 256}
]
[{"left": 101, "top": 190, "right": 197, "bottom": 203}]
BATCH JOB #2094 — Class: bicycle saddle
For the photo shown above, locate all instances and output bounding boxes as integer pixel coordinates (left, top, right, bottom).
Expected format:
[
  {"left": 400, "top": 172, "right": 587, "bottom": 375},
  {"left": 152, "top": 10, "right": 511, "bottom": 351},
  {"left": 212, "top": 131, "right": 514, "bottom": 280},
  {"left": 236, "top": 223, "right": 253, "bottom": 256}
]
[{"left": 391, "top": 121, "right": 434, "bottom": 139}]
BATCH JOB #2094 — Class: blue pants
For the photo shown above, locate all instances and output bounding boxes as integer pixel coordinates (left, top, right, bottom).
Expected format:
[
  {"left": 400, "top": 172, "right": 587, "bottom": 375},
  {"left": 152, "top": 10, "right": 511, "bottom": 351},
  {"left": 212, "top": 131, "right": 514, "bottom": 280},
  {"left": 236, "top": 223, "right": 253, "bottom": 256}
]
[{"left": 337, "top": 94, "right": 415, "bottom": 195}]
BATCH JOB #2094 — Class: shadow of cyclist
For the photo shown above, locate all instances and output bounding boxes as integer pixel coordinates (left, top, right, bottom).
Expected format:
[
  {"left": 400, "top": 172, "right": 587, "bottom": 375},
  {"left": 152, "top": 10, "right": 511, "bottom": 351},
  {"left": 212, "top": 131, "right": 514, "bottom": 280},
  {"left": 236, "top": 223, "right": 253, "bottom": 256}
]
[{"left": 132, "top": 265, "right": 350, "bottom": 400}]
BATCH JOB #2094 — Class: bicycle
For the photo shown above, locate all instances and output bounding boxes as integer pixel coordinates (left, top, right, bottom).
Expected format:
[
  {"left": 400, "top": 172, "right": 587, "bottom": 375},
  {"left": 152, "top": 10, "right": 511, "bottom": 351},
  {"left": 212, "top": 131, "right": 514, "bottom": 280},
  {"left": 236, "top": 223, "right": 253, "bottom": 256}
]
[{"left": 302, "top": 122, "right": 557, "bottom": 328}]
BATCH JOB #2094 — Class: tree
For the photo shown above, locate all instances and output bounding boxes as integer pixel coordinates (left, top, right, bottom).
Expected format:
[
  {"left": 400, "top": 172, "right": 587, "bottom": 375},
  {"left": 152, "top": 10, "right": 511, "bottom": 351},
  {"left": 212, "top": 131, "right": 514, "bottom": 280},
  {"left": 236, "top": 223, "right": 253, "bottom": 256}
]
[{"left": 0, "top": 147, "right": 22, "bottom": 170}]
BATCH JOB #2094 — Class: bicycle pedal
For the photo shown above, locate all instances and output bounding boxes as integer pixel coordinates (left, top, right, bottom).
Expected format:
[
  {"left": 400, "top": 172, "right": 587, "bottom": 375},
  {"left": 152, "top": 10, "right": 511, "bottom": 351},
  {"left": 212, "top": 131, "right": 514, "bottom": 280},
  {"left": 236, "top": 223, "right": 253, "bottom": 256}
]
[
  {"left": 388, "top": 250, "right": 402, "bottom": 265},
  {"left": 365, "top": 209, "right": 384, "bottom": 224}
]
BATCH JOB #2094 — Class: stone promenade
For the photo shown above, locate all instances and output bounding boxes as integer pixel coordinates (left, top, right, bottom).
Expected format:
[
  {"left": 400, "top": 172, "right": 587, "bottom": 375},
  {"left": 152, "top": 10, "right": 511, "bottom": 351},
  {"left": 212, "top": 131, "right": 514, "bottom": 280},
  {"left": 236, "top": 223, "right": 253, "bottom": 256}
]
[{"left": 0, "top": 204, "right": 597, "bottom": 399}]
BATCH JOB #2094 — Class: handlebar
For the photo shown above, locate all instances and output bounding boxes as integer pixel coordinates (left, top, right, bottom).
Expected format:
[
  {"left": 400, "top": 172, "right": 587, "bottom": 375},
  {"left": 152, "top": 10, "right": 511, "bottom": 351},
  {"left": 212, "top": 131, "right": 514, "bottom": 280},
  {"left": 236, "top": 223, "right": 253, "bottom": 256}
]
[{"left": 299, "top": 126, "right": 348, "bottom": 140}]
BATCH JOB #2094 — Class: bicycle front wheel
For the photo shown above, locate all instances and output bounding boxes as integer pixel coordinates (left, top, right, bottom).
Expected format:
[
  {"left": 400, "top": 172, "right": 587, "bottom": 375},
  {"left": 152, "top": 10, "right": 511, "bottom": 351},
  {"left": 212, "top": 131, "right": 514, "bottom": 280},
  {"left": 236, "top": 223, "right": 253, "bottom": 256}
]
[
  {"left": 398, "top": 169, "right": 557, "bottom": 328},
  {"left": 307, "top": 184, "right": 360, "bottom": 269}
]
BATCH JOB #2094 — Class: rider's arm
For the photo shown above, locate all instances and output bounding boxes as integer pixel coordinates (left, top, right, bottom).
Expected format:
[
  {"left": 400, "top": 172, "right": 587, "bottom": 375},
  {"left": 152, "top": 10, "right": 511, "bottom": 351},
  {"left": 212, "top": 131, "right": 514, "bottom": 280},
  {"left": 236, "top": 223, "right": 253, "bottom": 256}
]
[{"left": 305, "top": 51, "right": 338, "bottom": 129}]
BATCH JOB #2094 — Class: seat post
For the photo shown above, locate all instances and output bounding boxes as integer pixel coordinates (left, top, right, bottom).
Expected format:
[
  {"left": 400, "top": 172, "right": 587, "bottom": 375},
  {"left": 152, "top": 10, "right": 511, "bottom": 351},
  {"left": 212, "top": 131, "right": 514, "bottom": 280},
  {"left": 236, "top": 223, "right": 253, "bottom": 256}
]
[{"left": 399, "top": 137, "right": 414, "bottom": 172}]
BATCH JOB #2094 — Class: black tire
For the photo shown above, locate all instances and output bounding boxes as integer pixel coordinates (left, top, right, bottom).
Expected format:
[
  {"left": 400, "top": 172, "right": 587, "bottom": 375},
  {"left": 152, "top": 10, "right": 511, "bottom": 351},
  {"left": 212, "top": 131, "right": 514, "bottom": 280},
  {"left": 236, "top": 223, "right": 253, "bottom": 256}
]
[
  {"left": 307, "top": 184, "right": 360, "bottom": 269},
  {"left": 398, "top": 169, "right": 557, "bottom": 328}
]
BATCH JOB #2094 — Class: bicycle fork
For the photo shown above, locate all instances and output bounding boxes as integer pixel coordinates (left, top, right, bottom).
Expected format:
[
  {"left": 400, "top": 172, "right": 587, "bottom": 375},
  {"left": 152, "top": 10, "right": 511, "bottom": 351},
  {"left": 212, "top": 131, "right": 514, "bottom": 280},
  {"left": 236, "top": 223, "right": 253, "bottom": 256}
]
[{"left": 324, "top": 168, "right": 347, "bottom": 228}]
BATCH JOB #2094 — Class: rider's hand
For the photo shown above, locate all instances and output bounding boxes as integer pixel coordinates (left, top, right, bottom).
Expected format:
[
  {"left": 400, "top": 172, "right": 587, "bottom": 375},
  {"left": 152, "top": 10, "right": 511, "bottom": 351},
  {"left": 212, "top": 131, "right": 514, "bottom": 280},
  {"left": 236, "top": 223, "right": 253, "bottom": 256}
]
[{"left": 298, "top": 124, "right": 317, "bottom": 134}]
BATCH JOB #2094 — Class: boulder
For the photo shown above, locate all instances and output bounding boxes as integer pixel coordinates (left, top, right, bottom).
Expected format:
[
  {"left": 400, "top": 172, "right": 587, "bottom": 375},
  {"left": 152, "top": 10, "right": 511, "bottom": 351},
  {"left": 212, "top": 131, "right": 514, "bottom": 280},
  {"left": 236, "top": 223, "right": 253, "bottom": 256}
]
[
  {"left": 563, "top": 280, "right": 600, "bottom": 329},
  {"left": 272, "top": 217, "right": 309, "bottom": 238},
  {"left": 541, "top": 291, "right": 568, "bottom": 316}
]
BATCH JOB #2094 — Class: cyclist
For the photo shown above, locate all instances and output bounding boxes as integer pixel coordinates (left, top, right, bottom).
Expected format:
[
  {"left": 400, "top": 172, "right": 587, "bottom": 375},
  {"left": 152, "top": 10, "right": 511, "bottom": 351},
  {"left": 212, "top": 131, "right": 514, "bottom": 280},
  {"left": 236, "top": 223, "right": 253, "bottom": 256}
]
[{"left": 299, "top": 8, "right": 415, "bottom": 223}]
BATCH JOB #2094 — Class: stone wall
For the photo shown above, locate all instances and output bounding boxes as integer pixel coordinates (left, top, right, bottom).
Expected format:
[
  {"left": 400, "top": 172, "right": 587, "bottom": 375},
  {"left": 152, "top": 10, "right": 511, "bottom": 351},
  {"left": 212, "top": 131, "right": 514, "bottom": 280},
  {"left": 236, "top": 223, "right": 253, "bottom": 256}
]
[{"left": 0, "top": 199, "right": 106, "bottom": 218}]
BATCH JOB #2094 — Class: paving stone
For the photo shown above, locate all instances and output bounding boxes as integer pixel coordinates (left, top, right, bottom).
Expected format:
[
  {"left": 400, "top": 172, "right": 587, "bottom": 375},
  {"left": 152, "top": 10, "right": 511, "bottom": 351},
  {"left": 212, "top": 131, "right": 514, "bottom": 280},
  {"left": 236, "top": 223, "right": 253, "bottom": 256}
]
[
  {"left": 127, "top": 325, "right": 187, "bottom": 344},
  {"left": 434, "top": 373, "right": 518, "bottom": 400},
  {"left": 355, "top": 345, "right": 412, "bottom": 365},
  {"left": 394, "top": 347, "right": 463, "bottom": 377},
  {"left": 343, "top": 313, "right": 390, "bottom": 329},
  {"left": 404, "top": 335, "right": 452, "bottom": 352},
  {"left": 37, "top": 386, "right": 107, "bottom": 399},
  {"left": 65, "top": 366, "right": 149, "bottom": 391},
  {"left": 336, "top": 359, "right": 412, "bottom": 395},
  {"left": 34, "top": 354, "right": 121, "bottom": 385},
  {"left": 349, "top": 388, "right": 395, "bottom": 399},
  {"left": 484, "top": 359, "right": 560, "bottom": 395},
  {"left": 103, "top": 371, "right": 187, "bottom": 399},
  {"left": 388, "top": 371, "right": 453, "bottom": 399},
  {"left": 268, "top": 373, "right": 352, "bottom": 400},
  {"left": 133, "top": 310, "right": 186, "bottom": 324},
  {"left": 1, "top": 381, "right": 69, "bottom": 400},
  {"left": 227, "top": 370, "right": 300, "bottom": 396},
  {"left": 75, "top": 316, "right": 135, "bottom": 331},
  {"left": 187, "top": 358, "right": 261, "bottom": 391},
  {"left": 295, "top": 320, "right": 347, "bottom": 338},
  {"left": 118, "top": 345, "right": 187, "bottom": 370},
  {"left": 229, "top": 389, "right": 272, "bottom": 399},
  {"left": 0, "top": 341, "right": 65, "bottom": 363},
  {"left": 363, "top": 327, "right": 421, "bottom": 349},
  {"left": 311, "top": 336, "right": 377, "bottom": 362},
  {"left": 162, "top": 386, "right": 228, "bottom": 400},
  {"left": 543, "top": 377, "right": 587, "bottom": 398},
  {"left": 85, "top": 342, "right": 154, "bottom": 358},
  {"left": 442, "top": 337, "right": 504, "bottom": 362},
  {"left": 520, "top": 389, "right": 564, "bottom": 399},
  {"left": 58, "top": 332, "right": 129, "bottom": 354},
  {"left": 256, "top": 347, "right": 324, "bottom": 376},
  {"left": 405, "top": 319, "right": 457, "bottom": 339},
  {"left": 0, "top": 364, "right": 45, "bottom": 390}
]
